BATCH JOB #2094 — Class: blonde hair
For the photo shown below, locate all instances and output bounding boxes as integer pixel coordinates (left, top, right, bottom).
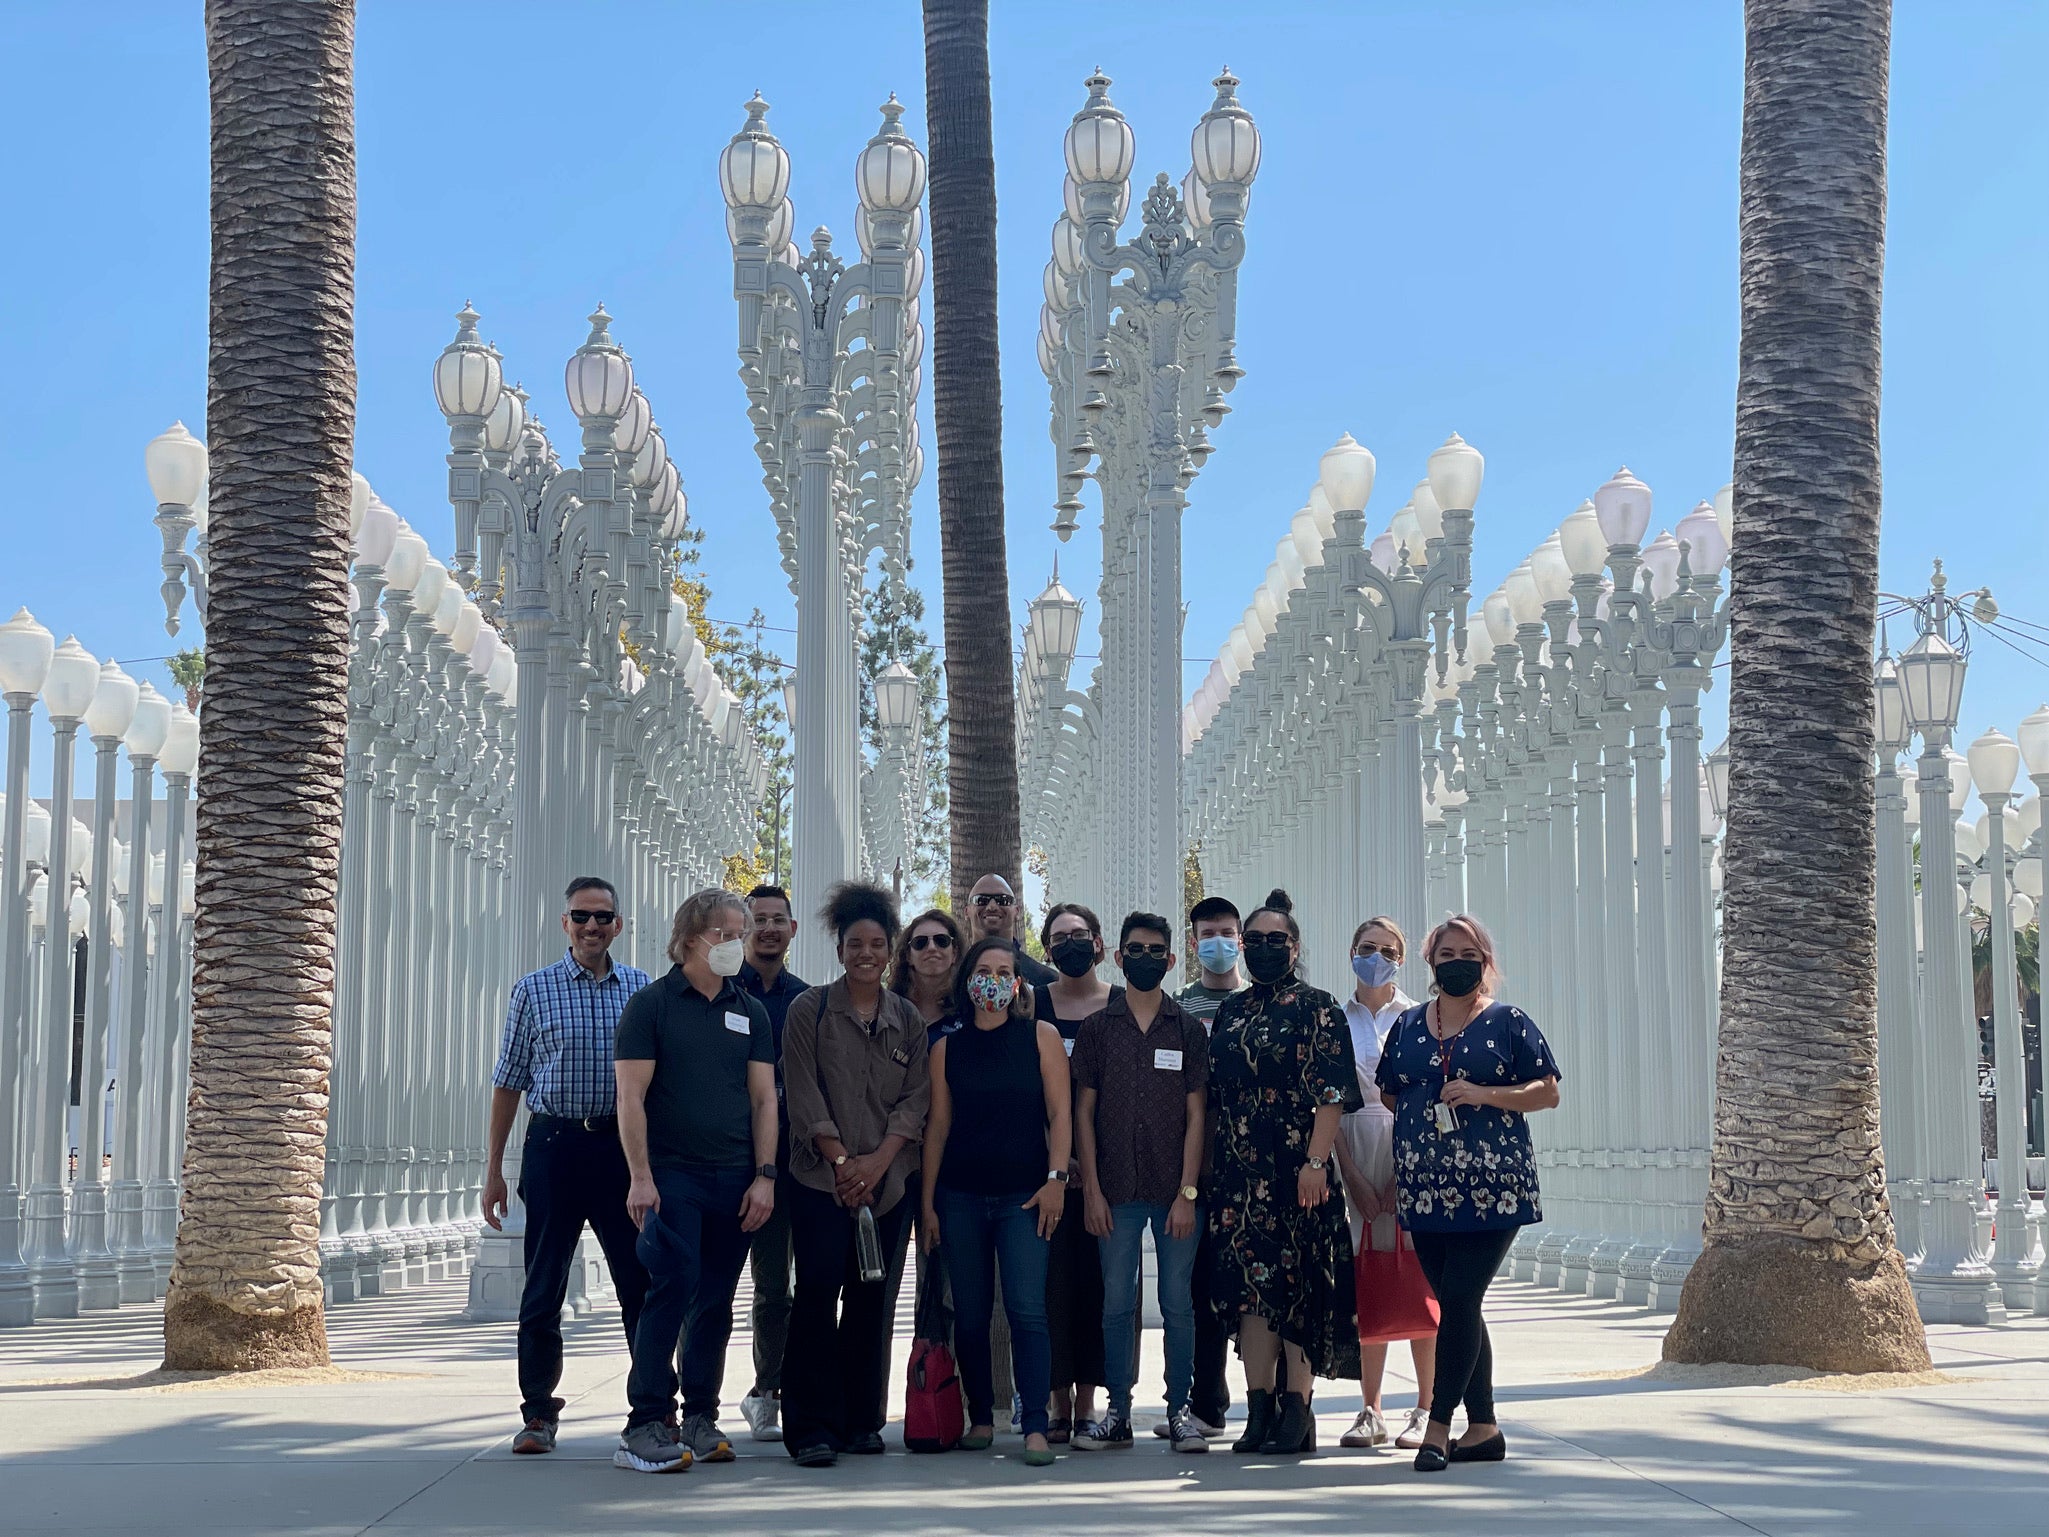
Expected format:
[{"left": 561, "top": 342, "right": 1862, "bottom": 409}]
[
  {"left": 668, "top": 887, "right": 747, "bottom": 967},
  {"left": 1422, "top": 913, "right": 1500, "bottom": 994},
  {"left": 1350, "top": 915, "right": 1407, "bottom": 960}
]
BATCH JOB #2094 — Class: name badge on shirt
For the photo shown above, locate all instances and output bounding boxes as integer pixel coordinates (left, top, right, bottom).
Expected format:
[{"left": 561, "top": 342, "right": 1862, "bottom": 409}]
[
  {"left": 725, "top": 1012, "right": 752, "bottom": 1035},
  {"left": 891, "top": 1045, "right": 910, "bottom": 1066},
  {"left": 1154, "top": 1048, "right": 1184, "bottom": 1071},
  {"left": 1063, "top": 1037, "right": 1076, "bottom": 1057}
]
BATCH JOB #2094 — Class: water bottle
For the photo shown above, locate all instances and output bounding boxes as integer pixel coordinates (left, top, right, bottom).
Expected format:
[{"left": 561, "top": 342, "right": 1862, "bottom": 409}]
[{"left": 856, "top": 1203, "right": 885, "bottom": 1283}]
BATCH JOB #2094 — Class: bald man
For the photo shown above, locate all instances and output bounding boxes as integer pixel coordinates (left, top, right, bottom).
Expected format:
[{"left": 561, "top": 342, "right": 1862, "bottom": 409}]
[{"left": 968, "top": 873, "right": 1058, "bottom": 989}]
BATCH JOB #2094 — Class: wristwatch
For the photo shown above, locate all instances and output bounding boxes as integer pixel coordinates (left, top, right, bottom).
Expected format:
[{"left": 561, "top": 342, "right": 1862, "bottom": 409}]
[
  {"left": 831, "top": 1153, "right": 849, "bottom": 1168},
  {"left": 1047, "top": 1168, "right": 1071, "bottom": 1183},
  {"left": 1178, "top": 1184, "right": 1200, "bottom": 1202},
  {"left": 757, "top": 1163, "right": 777, "bottom": 1181},
  {"left": 1305, "top": 1155, "right": 1328, "bottom": 1171}
]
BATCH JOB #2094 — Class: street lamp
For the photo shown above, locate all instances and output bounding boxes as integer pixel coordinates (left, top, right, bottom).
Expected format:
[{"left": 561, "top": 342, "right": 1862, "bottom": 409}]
[{"left": 147, "top": 422, "right": 210, "bottom": 634}]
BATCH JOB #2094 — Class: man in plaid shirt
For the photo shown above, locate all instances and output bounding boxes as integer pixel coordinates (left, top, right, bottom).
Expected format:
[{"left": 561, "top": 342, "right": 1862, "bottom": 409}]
[{"left": 484, "top": 876, "right": 652, "bottom": 1455}]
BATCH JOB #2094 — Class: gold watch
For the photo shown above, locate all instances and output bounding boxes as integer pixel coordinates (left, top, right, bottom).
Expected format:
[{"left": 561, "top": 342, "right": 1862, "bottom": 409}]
[{"left": 1179, "top": 1184, "right": 1200, "bottom": 1202}]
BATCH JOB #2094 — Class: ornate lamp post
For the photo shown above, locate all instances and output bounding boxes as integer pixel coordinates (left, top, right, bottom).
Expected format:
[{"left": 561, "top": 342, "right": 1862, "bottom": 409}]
[{"left": 1871, "top": 648, "right": 1924, "bottom": 1262}]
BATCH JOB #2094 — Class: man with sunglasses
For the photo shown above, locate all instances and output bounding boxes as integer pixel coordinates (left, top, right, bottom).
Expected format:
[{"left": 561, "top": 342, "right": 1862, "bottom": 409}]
[
  {"left": 486, "top": 877, "right": 653, "bottom": 1456},
  {"left": 969, "top": 872, "right": 1058, "bottom": 990},
  {"left": 735, "top": 885, "right": 809, "bottom": 1443},
  {"left": 1071, "top": 912, "right": 1210, "bottom": 1453}
]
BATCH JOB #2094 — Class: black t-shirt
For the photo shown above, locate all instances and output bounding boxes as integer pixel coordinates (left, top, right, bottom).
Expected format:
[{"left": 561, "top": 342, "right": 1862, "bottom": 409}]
[{"left": 615, "top": 967, "right": 773, "bottom": 1170}]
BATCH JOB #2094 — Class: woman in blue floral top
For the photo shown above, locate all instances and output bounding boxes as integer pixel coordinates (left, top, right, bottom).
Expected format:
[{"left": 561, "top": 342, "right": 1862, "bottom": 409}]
[
  {"left": 1205, "top": 889, "right": 1361, "bottom": 1458},
  {"left": 1374, "top": 914, "right": 1559, "bottom": 1473}
]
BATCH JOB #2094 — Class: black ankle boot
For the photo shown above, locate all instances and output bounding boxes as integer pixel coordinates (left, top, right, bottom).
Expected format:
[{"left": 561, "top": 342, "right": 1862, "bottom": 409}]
[
  {"left": 1258, "top": 1391, "right": 1315, "bottom": 1455},
  {"left": 1231, "top": 1389, "right": 1275, "bottom": 1453}
]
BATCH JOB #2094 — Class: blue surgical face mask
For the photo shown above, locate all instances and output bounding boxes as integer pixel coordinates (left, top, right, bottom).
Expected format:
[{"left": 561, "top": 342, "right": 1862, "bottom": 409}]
[
  {"left": 1196, "top": 935, "right": 1240, "bottom": 975},
  {"left": 1352, "top": 951, "right": 1400, "bottom": 989}
]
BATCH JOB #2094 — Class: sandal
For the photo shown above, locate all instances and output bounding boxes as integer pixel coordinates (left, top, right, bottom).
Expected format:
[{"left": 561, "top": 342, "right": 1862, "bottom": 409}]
[{"left": 1045, "top": 1416, "right": 1072, "bottom": 1445}]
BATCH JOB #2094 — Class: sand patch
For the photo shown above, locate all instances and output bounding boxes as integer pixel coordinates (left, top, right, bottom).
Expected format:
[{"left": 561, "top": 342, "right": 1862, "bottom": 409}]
[
  {"left": 5, "top": 1366, "right": 429, "bottom": 1393},
  {"left": 1573, "top": 1360, "right": 1965, "bottom": 1392}
]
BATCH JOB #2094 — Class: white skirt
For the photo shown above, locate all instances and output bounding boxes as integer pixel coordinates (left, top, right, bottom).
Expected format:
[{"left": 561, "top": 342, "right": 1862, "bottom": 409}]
[{"left": 1339, "top": 1109, "right": 1401, "bottom": 1254}]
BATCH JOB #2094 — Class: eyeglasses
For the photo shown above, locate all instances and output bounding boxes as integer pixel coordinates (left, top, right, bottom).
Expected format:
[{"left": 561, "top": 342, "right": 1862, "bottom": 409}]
[
  {"left": 567, "top": 910, "right": 619, "bottom": 927},
  {"left": 909, "top": 932, "right": 954, "bottom": 952},
  {"left": 1353, "top": 943, "right": 1400, "bottom": 961},
  {"left": 1121, "top": 942, "right": 1170, "bottom": 960},
  {"left": 972, "top": 892, "right": 1016, "bottom": 908},
  {"left": 1241, "top": 931, "right": 1292, "bottom": 950}
]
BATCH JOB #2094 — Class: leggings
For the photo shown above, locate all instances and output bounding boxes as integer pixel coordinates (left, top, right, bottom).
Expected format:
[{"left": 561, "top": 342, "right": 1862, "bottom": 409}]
[{"left": 1410, "top": 1227, "right": 1517, "bottom": 1427}]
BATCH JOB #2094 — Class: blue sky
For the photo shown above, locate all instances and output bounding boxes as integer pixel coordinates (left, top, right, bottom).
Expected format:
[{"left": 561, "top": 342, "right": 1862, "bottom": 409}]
[{"left": 1, "top": 1, "right": 2044, "bottom": 806}]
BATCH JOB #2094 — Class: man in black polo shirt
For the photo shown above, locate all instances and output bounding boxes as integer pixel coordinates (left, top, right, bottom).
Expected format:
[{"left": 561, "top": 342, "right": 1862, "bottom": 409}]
[
  {"left": 614, "top": 888, "right": 778, "bottom": 1474},
  {"left": 968, "top": 871, "right": 1058, "bottom": 990},
  {"left": 1071, "top": 910, "right": 1209, "bottom": 1454},
  {"left": 735, "top": 884, "right": 808, "bottom": 1442}
]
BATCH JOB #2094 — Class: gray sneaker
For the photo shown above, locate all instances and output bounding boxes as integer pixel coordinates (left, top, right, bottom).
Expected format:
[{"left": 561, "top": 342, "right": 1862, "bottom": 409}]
[
  {"left": 1167, "top": 1410, "right": 1212, "bottom": 1454},
  {"left": 614, "top": 1419, "right": 690, "bottom": 1474},
  {"left": 679, "top": 1411, "right": 736, "bottom": 1463},
  {"left": 511, "top": 1417, "right": 557, "bottom": 1455},
  {"left": 740, "top": 1389, "right": 783, "bottom": 1442}
]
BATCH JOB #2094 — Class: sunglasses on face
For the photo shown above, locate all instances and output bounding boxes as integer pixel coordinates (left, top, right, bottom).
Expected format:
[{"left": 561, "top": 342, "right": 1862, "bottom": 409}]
[
  {"left": 972, "top": 892, "right": 1016, "bottom": 908},
  {"left": 1242, "top": 931, "right": 1292, "bottom": 950},
  {"left": 567, "top": 910, "right": 619, "bottom": 927},
  {"left": 1354, "top": 943, "right": 1400, "bottom": 961},
  {"left": 1122, "top": 942, "right": 1170, "bottom": 960},
  {"left": 909, "top": 932, "right": 954, "bottom": 952}
]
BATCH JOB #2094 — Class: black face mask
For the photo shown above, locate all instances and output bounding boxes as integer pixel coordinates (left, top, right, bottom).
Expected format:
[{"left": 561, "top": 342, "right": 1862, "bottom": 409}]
[
  {"left": 1433, "top": 958, "right": 1485, "bottom": 998},
  {"left": 1244, "top": 944, "right": 1294, "bottom": 985},
  {"left": 1121, "top": 954, "right": 1172, "bottom": 993},
  {"left": 1049, "top": 936, "right": 1098, "bottom": 978}
]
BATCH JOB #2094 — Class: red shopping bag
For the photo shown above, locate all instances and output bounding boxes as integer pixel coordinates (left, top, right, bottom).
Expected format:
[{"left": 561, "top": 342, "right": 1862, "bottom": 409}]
[
  {"left": 903, "top": 1249, "right": 964, "bottom": 1452},
  {"left": 1355, "top": 1238, "right": 1441, "bottom": 1343}
]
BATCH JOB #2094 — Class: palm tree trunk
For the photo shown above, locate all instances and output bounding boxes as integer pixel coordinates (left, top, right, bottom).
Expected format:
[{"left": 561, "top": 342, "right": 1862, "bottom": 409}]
[
  {"left": 164, "top": 0, "right": 357, "bottom": 1370},
  {"left": 922, "top": 0, "right": 1022, "bottom": 914},
  {"left": 1665, "top": 0, "right": 1929, "bottom": 1372}
]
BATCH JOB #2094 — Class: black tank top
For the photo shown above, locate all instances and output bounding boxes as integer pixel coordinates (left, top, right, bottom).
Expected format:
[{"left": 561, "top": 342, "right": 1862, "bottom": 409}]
[{"left": 937, "top": 1014, "right": 1047, "bottom": 1196}]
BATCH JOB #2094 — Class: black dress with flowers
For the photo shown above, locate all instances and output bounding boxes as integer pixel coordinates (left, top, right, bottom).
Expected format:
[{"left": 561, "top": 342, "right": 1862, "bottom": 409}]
[{"left": 1204, "top": 975, "right": 1362, "bottom": 1381}]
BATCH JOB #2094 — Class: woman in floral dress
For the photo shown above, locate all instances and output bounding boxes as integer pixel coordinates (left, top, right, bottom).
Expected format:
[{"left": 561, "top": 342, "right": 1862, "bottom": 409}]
[{"left": 1205, "top": 889, "right": 1360, "bottom": 1457}]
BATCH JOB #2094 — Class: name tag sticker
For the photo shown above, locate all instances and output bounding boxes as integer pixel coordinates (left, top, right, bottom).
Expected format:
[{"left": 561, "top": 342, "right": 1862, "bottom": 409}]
[
  {"left": 725, "top": 1012, "right": 751, "bottom": 1035},
  {"left": 1063, "top": 1038, "right": 1076, "bottom": 1057},
  {"left": 891, "top": 1045, "right": 910, "bottom": 1066},
  {"left": 1154, "top": 1048, "right": 1184, "bottom": 1071}
]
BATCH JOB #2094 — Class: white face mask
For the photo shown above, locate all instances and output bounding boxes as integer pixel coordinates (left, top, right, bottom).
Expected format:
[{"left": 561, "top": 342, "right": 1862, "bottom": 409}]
[{"left": 706, "top": 937, "right": 746, "bottom": 977}]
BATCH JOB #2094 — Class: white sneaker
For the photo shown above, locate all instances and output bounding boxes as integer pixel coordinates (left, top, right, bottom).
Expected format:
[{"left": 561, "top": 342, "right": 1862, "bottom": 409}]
[
  {"left": 1340, "top": 1406, "right": 1389, "bottom": 1448},
  {"left": 740, "top": 1390, "right": 782, "bottom": 1442},
  {"left": 1394, "top": 1405, "right": 1430, "bottom": 1449}
]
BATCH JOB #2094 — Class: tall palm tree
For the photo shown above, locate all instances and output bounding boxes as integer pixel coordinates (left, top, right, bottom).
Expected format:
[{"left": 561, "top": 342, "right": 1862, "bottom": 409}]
[
  {"left": 1665, "top": 0, "right": 1929, "bottom": 1372},
  {"left": 922, "top": 0, "right": 1023, "bottom": 912},
  {"left": 164, "top": 0, "right": 357, "bottom": 1371}
]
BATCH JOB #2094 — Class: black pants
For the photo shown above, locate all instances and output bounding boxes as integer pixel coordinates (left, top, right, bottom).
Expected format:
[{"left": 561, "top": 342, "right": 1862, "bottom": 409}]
[
  {"left": 516, "top": 1116, "right": 649, "bottom": 1423},
  {"left": 1190, "top": 1219, "right": 1231, "bottom": 1424},
  {"left": 1044, "top": 1184, "right": 1104, "bottom": 1396},
  {"left": 625, "top": 1164, "right": 753, "bottom": 1428},
  {"left": 1411, "top": 1227, "right": 1518, "bottom": 1427},
  {"left": 782, "top": 1180, "right": 915, "bottom": 1455}
]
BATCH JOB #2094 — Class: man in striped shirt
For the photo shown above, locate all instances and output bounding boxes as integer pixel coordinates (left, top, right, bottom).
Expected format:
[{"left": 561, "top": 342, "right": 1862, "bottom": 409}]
[{"left": 484, "top": 876, "right": 652, "bottom": 1456}]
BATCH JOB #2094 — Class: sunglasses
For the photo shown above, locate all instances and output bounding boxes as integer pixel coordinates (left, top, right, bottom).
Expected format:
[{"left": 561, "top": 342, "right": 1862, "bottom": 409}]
[
  {"left": 972, "top": 893, "right": 1016, "bottom": 908},
  {"left": 567, "top": 910, "right": 619, "bottom": 927},
  {"left": 1122, "top": 942, "right": 1170, "bottom": 960},
  {"left": 1354, "top": 943, "right": 1400, "bottom": 961},
  {"left": 909, "top": 932, "right": 955, "bottom": 952},
  {"left": 1242, "top": 931, "right": 1293, "bottom": 950}
]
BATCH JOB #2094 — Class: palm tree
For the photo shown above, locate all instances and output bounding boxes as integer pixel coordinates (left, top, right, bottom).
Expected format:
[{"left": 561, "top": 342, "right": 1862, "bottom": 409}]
[
  {"left": 163, "top": 0, "right": 357, "bottom": 1371},
  {"left": 1665, "top": 0, "right": 1929, "bottom": 1372},
  {"left": 921, "top": 0, "right": 1023, "bottom": 913}
]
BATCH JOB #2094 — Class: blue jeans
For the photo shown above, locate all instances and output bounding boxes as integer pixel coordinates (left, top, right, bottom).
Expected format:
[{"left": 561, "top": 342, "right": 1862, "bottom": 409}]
[
  {"left": 935, "top": 1185, "right": 1051, "bottom": 1436},
  {"left": 1097, "top": 1200, "right": 1200, "bottom": 1418},
  {"left": 625, "top": 1163, "right": 753, "bottom": 1427}
]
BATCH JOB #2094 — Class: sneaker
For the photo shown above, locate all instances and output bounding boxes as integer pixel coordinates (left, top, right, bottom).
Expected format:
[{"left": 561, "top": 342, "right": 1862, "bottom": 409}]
[
  {"left": 1394, "top": 1405, "right": 1430, "bottom": 1449},
  {"left": 1166, "top": 1410, "right": 1211, "bottom": 1454},
  {"left": 1340, "top": 1406, "right": 1389, "bottom": 1448},
  {"left": 679, "top": 1411, "right": 736, "bottom": 1463},
  {"left": 740, "top": 1390, "right": 783, "bottom": 1443},
  {"left": 511, "top": 1418, "right": 557, "bottom": 1455},
  {"left": 1008, "top": 1394, "right": 1023, "bottom": 1433},
  {"left": 1073, "top": 1413, "right": 1134, "bottom": 1450},
  {"left": 614, "top": 1419, "right": 690, "bottom": 1474},
  {"left": 1155, "top": 1411, "right": 1231, "bottom": 1438}
]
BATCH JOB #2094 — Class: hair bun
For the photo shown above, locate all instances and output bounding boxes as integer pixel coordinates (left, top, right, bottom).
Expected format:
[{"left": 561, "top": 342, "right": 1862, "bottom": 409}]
[{"left": 1263, "top": 887, "right": 1293, "bottom": 915}]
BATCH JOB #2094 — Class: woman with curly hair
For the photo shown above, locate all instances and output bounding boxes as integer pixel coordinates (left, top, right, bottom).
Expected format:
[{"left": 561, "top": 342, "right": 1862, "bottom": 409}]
[{"left": 1204, "top": 888, "right": 1360, "bottom": 1457}]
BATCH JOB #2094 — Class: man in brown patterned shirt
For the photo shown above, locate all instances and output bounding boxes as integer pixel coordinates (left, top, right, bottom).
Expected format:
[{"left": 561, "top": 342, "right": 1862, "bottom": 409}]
[{"left": 1071, "top": 911, "right": 1210, "bottom": 1453}]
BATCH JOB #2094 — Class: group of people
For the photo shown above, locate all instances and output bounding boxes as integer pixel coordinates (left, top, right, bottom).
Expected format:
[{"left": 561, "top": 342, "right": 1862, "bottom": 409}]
[{"left": 486, "top": 870, "right": 1562, "bottom": 1476}]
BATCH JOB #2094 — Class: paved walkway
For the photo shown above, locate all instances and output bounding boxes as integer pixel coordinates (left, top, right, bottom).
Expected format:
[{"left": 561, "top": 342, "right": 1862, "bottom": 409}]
[{"left": 2, "top": 1276, "right": 2044, "bottom": 1536}]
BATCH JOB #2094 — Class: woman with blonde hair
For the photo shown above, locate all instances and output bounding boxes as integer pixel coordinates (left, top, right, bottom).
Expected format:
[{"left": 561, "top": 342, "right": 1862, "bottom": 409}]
[{"left": 1374, "top": 914, "right": 1560, "bottom": 1472}]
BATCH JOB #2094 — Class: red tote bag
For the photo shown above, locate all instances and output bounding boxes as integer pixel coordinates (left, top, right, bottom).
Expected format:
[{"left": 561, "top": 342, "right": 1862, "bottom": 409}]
[{"left": 1354, "top": 1237, "right": 1441, "bottom": 1344}]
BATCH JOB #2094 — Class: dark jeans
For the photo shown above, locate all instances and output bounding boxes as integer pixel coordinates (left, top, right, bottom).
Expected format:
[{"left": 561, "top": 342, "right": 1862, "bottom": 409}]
[
  {"left": 1191, "top": 1219, "right": 1231, "bottom": 1424},
  {"left": 747, "top": 1183, "right": 795, "bottom": 1395},
  {"left": 935, "top": 1184, "right": 1052, "bottom": 1437},
  {"left": 624, "top": 1163, "right": 753, "bottom": 1428},
  {"left": 516, "top": 1116, "right": 648, "bottom": 1424},
  {"left": 1412, "top": 1227, "right": 1519, "bottom": 1427},
  {"left": 1045, "top": 1183, "right": 1104, "bottom": 1394},
  {"left": 782, "top": 1181, "right": 915, "bottom": 1455}
]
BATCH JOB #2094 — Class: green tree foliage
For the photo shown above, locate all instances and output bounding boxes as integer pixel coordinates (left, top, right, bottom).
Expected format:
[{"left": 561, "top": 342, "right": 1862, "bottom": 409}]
[{"left": 167, "top": 647, "right": 206, "bottom": 712}]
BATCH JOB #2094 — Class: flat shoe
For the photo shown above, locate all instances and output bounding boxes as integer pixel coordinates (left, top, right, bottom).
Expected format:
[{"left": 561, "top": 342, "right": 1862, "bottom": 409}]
[
  {"left": 792, "top": 1442, "right": 837, "bottom": 1468},
  {"left": 1449, "top": 1432, "right": 1507, "bottom": 1463},
  {"left": 1413, "top": 1443, "right": 1450, "bottom": 1472},
  {"left": 845, "top": 1432, "right": 886, "bottom": 1455},
  {"left": 1022, "top": 1445, "right": 1057, "bottom": 1467},
  {"left": 1045, "top": 1416, "right": 1071, "bottom": 1445},
  {"left": 958, "top": 1428, "right": 995, "bottom": 1451}
]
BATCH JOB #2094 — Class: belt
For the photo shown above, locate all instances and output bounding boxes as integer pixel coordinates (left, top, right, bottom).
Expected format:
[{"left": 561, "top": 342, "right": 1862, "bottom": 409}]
[{"left": 533, "top": 1112, "right": 618, "bottom": 1133}]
